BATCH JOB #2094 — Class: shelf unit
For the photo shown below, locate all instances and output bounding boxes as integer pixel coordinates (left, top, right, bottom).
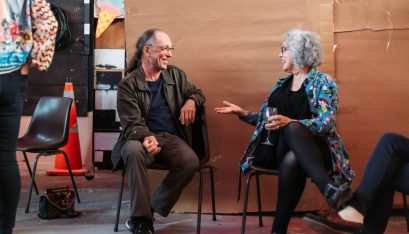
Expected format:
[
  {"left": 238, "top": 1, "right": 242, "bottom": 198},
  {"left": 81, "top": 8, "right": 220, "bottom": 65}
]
[{"left": 93, "top": 1, "right": 125, "bottom": 169}]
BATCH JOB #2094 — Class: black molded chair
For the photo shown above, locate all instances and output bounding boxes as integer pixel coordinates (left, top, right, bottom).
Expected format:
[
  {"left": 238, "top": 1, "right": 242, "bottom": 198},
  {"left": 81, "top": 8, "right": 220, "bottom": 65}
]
[
  {"left": 237, "top": 164, "right": 279, "bottom": 234},
  {"left": 114, "top": 106, "right": 216, "bottom": 234},
  {"left": 17, "top": 97, "right": 81, "bottom": 213}
]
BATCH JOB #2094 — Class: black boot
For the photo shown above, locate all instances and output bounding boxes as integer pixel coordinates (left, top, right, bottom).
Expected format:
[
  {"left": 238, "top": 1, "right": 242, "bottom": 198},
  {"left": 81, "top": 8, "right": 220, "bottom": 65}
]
[{"left": 324, "top": 183, "right": 352, "bottom": 209}]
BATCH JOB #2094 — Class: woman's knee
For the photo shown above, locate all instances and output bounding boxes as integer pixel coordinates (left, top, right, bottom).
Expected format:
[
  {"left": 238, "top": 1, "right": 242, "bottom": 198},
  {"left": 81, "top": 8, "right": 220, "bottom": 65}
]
[
  {"left": 280, "top": 151, "right": 298, "bottom": 169},
  {"left": 279, "top": 151, "right": 305, "bottom": 176},
  {"left": 283, "top": 122, "right": 308, "bottom": 136}
]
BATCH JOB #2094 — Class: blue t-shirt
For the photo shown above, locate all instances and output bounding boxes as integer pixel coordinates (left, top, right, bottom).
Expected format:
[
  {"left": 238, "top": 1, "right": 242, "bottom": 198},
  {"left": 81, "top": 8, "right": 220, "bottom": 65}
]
[{"left": 147, "top": 77, "right": 178, "bottom": 134}]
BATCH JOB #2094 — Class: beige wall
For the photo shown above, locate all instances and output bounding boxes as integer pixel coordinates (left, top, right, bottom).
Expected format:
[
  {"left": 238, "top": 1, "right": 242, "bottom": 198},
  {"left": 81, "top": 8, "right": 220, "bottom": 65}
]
[{"left": 334, "top": 0, "right": 409, "bottom": 204}]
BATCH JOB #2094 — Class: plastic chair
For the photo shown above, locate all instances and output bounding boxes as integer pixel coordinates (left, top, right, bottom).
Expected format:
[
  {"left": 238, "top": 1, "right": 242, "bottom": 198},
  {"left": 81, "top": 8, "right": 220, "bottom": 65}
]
[
  {"left": 237, "top": 164, "right": 279, "bottom": 234},
  {"left": 17, "top": 97, "right": 81, "bottom": 213},
  {"left": 114, "top": 106, "right": 216, "bottom": 234}
]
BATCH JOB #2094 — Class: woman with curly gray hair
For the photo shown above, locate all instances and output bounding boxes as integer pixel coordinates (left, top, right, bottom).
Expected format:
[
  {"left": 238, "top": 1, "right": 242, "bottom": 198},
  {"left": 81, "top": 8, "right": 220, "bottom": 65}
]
[{"left": 215, "top": 29, "right": 354, "bottom": 233}]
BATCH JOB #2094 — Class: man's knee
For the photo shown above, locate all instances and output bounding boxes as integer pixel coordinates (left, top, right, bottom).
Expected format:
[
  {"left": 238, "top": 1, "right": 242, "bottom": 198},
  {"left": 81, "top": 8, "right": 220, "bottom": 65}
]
[
  {"left": 122, "top": 140, "right": 149, "bottom": 167},
  {"left": 182, "top": 152, "right": 200, "bottom": 174},
  {"left": 380, "top": 133, "right": 405, "bottom": 145}
]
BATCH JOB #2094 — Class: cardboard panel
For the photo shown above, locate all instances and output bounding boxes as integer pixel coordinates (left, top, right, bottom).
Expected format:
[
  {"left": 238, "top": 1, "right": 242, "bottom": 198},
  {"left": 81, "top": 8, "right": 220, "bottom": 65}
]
[
  {"left": 124, "top": 0, "right": 334, "bottom": 213},
  {"left": 335, "top": 30, "right": 409, "bottom": 184},
  {"left": 334, "top": 0, "right": 409, "bottom": 32}
]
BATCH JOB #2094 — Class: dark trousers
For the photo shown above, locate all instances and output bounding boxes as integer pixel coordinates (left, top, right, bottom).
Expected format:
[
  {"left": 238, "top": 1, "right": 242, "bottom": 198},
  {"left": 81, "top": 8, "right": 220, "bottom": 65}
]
[
  {"left": 121, "top": 132, "right": 199, "bottom": 220},
  {"left": 271, "top": 122, "right": 332, "bottom": 234},
  {"left": 349, "top": 133, "right": 409, "bottom": 234},
  {"left": 0, "top": 71, "right": 27, "bottom": 234}
]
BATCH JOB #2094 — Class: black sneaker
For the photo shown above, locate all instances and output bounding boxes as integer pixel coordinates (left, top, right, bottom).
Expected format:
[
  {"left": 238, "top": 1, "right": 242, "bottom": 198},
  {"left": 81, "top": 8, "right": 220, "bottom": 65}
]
[
  {"left": 126, "top": 219, "right": 136, "bottom": 232},
  {"left": 126, "top": 218, "right": 154, "bottom": 234}
]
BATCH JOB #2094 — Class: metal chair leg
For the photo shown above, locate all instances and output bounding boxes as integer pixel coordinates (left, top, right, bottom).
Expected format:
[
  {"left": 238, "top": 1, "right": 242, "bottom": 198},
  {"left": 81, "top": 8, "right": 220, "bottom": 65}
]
[
  {"left": 114, "top": 169, "right": 126, "bottom": 232},
  {"left": 197, "top": 170, "right": 204, "bottom": 234},
  {"left": 255, "top": 173, "right": 263, "bottom": 227},
  {"left": 25, "top": 154, "right": 41, "bottom": 213},
  {"left": 22, "top": 151, "right": 39, "bottom": 195},
  {"left": 62, "top": 151, "right": 80, "bottom": 203},
  {"left": 241, "top": 173, "right": 254, "bottom": 234},
  {"left": 209, "top": 167, "right": 216, "bottom": 221},
  {"left": 402, "top": 193, "right": 409, "bottom": 232},
  {"left": 237, "top": 164, "right": 242, "bottom": 202}
]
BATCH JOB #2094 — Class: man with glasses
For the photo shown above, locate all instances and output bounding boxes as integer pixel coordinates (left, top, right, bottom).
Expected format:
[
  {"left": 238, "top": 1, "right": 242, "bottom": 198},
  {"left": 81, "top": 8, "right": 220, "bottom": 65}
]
[{"left": 111, "top": 29, "right": 205, "bottom": 234}]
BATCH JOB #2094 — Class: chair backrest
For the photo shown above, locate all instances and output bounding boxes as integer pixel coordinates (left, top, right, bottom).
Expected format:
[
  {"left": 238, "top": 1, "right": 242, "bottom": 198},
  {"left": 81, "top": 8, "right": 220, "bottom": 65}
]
[
  {"left": 191, "top": 105, "right": 210, "bottom": 165},
  {"left": 23, "top": 97, "right": 73, "bottom": 148}
]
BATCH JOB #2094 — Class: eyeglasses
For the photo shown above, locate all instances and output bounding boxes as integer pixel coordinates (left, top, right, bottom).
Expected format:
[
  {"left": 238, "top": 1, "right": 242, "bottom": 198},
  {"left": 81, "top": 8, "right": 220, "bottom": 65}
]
[
  {"left": 281, "top": 45, "right": 289, "bottom": 53},
  {"left": 147, "top": 44, "right": 175, "bottom": 52}
]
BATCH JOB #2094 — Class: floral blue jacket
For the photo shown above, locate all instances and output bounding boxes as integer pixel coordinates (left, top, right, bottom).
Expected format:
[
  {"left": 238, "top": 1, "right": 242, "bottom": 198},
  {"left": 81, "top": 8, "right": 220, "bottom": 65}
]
[{"left": 240, "top": 68, "right": 354, "bottom": 185}]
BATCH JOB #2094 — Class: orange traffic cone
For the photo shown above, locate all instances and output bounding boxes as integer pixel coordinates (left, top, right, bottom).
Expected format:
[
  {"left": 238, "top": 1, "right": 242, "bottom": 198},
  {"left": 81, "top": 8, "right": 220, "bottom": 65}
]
[{"left": 47, "top": 81, "right": 87, "bottom": 176}]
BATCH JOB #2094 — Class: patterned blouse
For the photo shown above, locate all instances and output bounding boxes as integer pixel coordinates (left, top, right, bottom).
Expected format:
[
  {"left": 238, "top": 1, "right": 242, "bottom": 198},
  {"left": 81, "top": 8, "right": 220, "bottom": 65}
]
[
  {"left": 0, "top": 0, "right": 57, "bottom": 72},
  {"left": 241, "top": 68, "right": 355, "bottom": 185}
]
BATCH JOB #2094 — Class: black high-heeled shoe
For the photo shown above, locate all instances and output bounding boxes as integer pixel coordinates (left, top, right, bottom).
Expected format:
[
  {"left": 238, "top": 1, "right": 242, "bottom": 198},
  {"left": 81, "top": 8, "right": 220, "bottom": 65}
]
[{"left": 324, "top": 183, "right": 352, "bottom": 209}]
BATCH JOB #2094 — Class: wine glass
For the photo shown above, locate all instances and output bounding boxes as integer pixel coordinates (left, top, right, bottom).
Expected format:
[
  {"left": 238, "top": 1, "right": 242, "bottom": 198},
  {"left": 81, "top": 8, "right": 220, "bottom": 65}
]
[{"left": 261, "top": 107, "right": 277, "bottom": 145}]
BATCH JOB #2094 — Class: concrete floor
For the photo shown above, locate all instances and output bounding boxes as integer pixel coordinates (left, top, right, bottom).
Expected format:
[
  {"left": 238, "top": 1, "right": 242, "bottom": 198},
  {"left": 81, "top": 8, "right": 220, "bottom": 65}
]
[{"left": 13, "top": 162, "right": 409, "bottom": 234}]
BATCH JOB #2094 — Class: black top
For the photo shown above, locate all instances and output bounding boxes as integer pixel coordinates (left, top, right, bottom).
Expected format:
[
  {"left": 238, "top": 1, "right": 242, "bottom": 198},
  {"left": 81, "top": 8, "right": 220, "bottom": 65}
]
[
  {"left": 147, "top": 77, "right": 178, "bottom": 134},
  {"left": 252, "top": 76, "right": 312, "bottom": 168},
  {"left": 269, "top": 76, "right": 311, "bottom": 119}
]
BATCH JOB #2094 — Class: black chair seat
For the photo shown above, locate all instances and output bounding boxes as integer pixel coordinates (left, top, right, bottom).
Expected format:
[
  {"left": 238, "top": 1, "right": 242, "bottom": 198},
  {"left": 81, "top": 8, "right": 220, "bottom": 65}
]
[
  {"left": 17, "top": 137, "right": 62, "bottom": 151},
  {"left": 249, "top": 165, "right": 279, "bottom": 175}
]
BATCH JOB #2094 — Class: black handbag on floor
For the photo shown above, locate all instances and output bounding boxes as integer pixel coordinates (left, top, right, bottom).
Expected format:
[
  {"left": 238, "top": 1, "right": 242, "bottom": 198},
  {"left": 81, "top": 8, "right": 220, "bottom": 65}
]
[{"left": 38, "top": 186, "right": 80, "bottom": 219}]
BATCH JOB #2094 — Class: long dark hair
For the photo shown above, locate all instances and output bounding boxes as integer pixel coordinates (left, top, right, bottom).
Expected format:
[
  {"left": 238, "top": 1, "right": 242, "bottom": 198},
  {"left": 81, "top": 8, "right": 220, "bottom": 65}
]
[{"left": 126, "top": 29, "right": 160, "bottom": 73}]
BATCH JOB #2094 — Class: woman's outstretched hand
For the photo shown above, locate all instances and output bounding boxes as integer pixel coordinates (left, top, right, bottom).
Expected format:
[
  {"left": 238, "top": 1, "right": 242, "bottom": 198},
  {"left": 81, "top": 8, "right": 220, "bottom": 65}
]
[{"left": 214, "top": 101, "right": 248, "bottom": 117}]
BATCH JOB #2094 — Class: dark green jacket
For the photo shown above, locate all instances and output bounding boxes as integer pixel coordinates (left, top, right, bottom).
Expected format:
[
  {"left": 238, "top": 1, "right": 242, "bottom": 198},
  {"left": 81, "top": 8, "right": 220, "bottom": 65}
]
[{"left": 111, "top": 65, "right": 205, "bottom": 170}]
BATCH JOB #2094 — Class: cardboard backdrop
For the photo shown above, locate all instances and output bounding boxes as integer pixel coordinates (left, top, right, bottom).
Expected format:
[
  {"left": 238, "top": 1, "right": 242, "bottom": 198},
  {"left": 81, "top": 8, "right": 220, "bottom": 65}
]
[
  {"left": 334, "top": 0, "right": 409, "bottom": 206},
  {"left": 123, "top": 0, "right": 409, "bottom": 214}
]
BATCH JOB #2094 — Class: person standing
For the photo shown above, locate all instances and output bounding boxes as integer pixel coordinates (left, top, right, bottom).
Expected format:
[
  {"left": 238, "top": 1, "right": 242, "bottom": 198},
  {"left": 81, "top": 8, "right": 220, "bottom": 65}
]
[
  {"left": 111, "top": 29, "right": 205, "bottom": 234},
  {"left": 0, "top": 0, "right": 57, "bottom": 233}
]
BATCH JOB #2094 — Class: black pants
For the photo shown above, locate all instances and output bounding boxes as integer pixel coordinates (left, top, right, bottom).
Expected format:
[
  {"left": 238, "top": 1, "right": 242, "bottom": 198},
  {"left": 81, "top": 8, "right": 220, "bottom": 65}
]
[
  {"left": 0, "top": 71, "right": 27, "bottom": 234},
  {"left": 121, "top": 133, "right": 199, "bottom": 220},
  {"left": 348, "top": 133, "right": 409, "bottom": 234},
  {"left": 269, "top": 122, "right": 333, "bottom": 234}
]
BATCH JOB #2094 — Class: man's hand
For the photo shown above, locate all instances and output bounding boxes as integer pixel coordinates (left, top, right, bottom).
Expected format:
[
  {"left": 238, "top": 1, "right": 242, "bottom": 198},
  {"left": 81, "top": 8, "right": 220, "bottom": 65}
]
[
  {"left": 179, "top": 99, "right": 196, "bottom": 126},
  {"left": 143, "top": 136, "right": 161, "bottom": 156}
]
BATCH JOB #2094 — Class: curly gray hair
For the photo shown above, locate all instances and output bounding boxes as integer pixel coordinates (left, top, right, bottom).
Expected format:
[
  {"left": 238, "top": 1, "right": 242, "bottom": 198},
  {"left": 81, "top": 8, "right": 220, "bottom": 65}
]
[{"left": 283, "top": 29, "right": 323, "bottom": 69}]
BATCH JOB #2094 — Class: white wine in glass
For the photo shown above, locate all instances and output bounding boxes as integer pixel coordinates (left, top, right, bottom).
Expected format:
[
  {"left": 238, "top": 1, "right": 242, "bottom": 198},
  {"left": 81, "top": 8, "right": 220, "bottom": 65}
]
[{"left": 261, "top": 107, "right": 277, "bottom": 145}]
